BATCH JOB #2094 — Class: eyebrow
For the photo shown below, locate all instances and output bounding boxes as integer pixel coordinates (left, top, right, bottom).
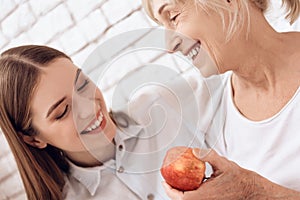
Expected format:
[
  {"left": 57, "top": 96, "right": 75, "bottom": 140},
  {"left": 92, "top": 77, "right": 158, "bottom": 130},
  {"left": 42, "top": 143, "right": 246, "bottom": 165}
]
[
  {"left": 46, "top": 96, "right": 67, "bottom": 118},
  {"left": 74, "top": 68, "right": 82, "bottom": 86},
  {"left": 46, "top": 68, "right": 81, "bottom": 118}
]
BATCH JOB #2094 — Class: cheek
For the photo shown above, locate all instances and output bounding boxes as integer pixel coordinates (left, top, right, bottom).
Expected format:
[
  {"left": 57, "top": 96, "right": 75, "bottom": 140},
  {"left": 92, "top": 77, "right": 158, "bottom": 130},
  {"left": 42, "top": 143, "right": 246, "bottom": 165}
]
[
  {"left": 177, "top": 16, "right": 205, "bottom": 40},
  {"left": 42, "top": 119, "right": 84, "bottom": 151},
  {"left": 179, "top": 13, "right": 225, "bottom": 42},
  {"left": 61, "top": 117, "right": 83, "bottom": 141}
]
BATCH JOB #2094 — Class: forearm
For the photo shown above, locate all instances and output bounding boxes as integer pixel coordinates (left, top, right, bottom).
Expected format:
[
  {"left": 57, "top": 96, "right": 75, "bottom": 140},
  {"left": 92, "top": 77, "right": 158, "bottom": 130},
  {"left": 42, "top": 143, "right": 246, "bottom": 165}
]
[{"left": 249, "top": 173, "right": 300, "bottom": 200}]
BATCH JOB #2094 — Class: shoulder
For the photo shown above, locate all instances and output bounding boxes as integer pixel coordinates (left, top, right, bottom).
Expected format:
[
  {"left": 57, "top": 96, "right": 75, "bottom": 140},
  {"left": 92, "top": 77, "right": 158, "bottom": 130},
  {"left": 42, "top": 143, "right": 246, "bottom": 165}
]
[
  {"left": 117, "top": 71, "right": 206, "bottom": 125},
  {"left": 114, "top": 71, "right": 231, "bottom": 128}
]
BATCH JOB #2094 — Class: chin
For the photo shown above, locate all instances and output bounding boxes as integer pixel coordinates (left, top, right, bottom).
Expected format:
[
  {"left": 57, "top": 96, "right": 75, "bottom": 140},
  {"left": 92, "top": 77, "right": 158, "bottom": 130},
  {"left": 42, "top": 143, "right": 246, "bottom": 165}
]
[{"left": 193, "top": 53, "right": 219, "bottom": 77}]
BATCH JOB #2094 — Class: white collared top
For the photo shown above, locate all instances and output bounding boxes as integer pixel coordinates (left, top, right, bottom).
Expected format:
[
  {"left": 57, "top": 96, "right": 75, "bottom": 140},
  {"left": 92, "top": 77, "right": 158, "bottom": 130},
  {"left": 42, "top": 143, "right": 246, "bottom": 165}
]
[
  {"left": 64, "top": 158, "right": 141, "bottom": 200},
  {"left": 63, "top": 72, "right": 209, "bottom": 200}
]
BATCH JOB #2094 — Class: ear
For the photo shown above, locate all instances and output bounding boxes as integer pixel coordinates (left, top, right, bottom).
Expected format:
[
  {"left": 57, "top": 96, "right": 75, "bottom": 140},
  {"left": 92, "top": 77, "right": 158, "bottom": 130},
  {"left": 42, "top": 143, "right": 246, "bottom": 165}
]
[{"left": 22, "top": 134, "right": 47, "bottom": 149}]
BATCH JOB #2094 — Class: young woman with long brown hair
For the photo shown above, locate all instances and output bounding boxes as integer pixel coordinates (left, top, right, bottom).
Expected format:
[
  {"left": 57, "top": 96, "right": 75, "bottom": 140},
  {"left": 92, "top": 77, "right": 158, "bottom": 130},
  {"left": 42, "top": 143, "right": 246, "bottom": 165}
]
[{"left": 0, "top": 45, "right": 202, "bottom": 200}]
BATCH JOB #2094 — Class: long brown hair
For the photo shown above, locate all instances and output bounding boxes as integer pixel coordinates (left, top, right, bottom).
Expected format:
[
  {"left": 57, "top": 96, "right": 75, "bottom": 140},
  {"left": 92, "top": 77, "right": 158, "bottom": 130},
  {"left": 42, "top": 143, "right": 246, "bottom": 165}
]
[{"left": 0, "top": 45, "right": 72, "bottom": 200}]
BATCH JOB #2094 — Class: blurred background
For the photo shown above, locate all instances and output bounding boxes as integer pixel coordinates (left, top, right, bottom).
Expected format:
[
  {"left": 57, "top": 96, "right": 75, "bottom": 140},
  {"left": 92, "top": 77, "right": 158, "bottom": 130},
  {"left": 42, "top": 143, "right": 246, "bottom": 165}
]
[{"left": 0, "top": 0, "right": 299, "bottom": 199}]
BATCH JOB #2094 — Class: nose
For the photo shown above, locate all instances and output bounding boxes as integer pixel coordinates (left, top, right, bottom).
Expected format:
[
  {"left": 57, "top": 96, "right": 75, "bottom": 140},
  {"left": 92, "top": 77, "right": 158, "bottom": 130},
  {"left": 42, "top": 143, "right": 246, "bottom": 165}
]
[{"left": 165, "top": 29, "right": 183, "bottom": 53}]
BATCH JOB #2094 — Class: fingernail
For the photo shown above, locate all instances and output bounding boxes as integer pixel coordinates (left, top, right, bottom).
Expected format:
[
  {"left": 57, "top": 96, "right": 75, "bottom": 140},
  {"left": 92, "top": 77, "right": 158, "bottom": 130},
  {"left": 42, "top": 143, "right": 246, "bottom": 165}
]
[
  {"left": 193, "top": 148, "right": 201, "bottom": 158},
  {"left": 193, "top": 148, "right": 211, "bottom": 159},
  {"left": 200, "top": 149, "right": 211, "bottom": 159}
]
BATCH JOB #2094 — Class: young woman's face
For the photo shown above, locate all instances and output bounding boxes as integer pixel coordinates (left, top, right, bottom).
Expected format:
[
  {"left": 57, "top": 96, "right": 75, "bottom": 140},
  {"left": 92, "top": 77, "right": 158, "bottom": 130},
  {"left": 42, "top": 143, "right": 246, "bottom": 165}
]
[
  {"left": 30, "top": 58, "right": 116, "bottom": 158},
  {"left": 152, "top": 0, "right": 231, "bottom": 75}
]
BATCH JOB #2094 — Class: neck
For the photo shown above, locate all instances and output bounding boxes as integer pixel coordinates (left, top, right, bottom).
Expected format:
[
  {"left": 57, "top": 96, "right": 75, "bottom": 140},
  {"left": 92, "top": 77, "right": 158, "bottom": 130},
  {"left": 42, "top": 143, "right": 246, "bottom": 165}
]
[
  {"left": 66, "top": 150, "right": 103, "bottom": 167},
  {"left": 65, "top": 137, "right": 117, "bottom": 168},
  {"left": 65, "top": 120, "right": 118, "bottom": 167},
  {"left": 228, "top": 9, "right": 299, "bottom": 91}
]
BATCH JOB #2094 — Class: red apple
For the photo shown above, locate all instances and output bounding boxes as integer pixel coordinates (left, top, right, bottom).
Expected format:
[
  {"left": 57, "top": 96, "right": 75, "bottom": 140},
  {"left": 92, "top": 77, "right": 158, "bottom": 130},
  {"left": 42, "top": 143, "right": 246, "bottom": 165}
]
[{"left": 160, "top": 146, "right": 206, "bottom": 191}]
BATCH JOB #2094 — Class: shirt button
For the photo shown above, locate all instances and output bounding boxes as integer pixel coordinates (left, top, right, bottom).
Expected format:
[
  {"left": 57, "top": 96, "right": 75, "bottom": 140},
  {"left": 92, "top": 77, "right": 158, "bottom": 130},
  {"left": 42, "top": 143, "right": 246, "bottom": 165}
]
[
  {"left": 147, "top": 194, "right": 154, "bottom": 200},
  {"left": 117, "top": 166, "right": 124, "bottom": 173},
  {"left": 118, "top": 145, "right": 123, "bottom": 151}
]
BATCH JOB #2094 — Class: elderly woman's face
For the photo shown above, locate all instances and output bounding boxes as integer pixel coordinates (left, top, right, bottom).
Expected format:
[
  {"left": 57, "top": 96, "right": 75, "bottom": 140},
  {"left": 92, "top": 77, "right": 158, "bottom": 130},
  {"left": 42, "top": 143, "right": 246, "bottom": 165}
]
[{"left": 152, "top": 0, "right": 229, "bottom": 74}]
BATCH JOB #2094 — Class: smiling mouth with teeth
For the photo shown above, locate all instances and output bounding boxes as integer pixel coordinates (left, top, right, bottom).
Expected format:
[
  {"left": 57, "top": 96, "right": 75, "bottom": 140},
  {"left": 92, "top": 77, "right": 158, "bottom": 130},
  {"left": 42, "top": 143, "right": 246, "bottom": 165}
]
[
  {"left": 186, "top": 43, "right": 201, "bottom": 60},
  {"left": 81, "top": 110, "right": 106, "bottom": 134}
]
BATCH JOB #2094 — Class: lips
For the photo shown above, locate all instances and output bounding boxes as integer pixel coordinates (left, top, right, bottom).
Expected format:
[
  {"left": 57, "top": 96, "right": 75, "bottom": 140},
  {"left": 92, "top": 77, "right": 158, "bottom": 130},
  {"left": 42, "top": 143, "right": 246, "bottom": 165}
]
[{"left": 80, "top": 109, "right": 106, "bottom": 134}]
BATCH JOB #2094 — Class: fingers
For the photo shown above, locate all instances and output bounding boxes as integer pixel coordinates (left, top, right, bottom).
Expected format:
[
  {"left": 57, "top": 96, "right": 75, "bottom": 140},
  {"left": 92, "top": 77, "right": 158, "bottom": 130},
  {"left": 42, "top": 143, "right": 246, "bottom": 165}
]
[
  {"left": 192, "top": 148, "right": 228, "bottom": 170},
  {"left": 192, "top": 148, "right": 210, "bottom": 160},
  {"left": 162, "top": 182, "right": 184, "bottom": 200}
]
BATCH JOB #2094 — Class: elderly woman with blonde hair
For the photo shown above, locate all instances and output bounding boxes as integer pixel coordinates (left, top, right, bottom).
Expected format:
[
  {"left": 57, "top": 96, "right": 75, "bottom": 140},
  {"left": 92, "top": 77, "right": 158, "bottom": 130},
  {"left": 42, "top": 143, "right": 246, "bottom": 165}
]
[{"left": 142, "top": 0, "right": 300, "bottom": 199}]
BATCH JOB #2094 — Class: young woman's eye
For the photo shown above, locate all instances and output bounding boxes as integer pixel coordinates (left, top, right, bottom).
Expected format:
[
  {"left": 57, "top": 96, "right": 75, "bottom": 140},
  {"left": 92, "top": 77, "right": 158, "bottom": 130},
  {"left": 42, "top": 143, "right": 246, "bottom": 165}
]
[
  {"left": 56, "top": 105, "right": 69, "bottom": 120},
  {"left": 77, "top": 79, "right": 89, "bottom": 92}
]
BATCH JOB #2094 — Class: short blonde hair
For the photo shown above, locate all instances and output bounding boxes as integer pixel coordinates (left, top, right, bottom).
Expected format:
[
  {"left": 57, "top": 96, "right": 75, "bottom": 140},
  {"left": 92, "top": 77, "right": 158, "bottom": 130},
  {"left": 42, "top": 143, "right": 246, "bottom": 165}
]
[
  {"left": 282, "top": 0, "right": 300, "bottom": 24},
  {"left": 142, "top": 0, "right": 300, "bottom": 40}
]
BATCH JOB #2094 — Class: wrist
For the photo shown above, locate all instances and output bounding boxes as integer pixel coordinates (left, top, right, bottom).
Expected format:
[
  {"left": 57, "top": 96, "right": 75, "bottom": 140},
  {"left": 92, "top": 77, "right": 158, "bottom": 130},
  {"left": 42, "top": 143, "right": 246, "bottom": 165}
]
[
  {"left": 247, "top": 172, "right": 268, "bottom": 200},
  {"left": 243, "top": 170, "right": 261, "bottom": 200},
  {"left": 248, "top": 172, "right": 300, "bottom": 200}
]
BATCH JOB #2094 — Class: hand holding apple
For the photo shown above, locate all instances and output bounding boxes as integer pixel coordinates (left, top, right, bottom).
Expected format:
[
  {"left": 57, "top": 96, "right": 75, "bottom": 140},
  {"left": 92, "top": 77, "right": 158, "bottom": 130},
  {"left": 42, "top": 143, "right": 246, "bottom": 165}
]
[
  {"left": 160, "top": 146, "right": 206, "bottom": 191},
  {"left": 162, "top": 149, "right": 289, "bottom": 200}
]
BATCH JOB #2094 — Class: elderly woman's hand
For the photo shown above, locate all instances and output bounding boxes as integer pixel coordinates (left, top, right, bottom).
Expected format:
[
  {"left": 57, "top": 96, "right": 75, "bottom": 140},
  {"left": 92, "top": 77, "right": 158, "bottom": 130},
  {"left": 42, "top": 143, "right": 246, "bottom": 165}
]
[
  {"left": 186, "top": 149, "right": 256, "bottom": 199},
  {"left": 162, "top": 149, "right": 300, "bottom": 200},
  {"left": 162, "top": 149, "right": 256, "bottom": 200}
]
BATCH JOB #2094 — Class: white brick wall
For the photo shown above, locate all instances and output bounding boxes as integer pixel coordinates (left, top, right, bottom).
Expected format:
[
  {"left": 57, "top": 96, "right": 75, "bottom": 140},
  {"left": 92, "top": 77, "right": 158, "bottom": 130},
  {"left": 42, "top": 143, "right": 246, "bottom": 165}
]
[
  {"left": 2, "top": 3, "right": 35, "bottom": 39},
  {"left": 27, "top": 4, "right": 74, "bottom": 44},
  {"left": 102, "top": 0, "right": 134, "bottom": 24},
  {"left": 0, "top": 31, "right": 8, "bottom": 49},
  {"left": 0, "top": 0, "right": 16, "bottom": 21},
  {"left": 76, "top": 10, "right": 107, "bottom": 42},
  {"left": 0, "top": 0, "right": 299, "bottom": 199},
  {"left": 29, "top": 0, "right": 62, "bottom": 16}
]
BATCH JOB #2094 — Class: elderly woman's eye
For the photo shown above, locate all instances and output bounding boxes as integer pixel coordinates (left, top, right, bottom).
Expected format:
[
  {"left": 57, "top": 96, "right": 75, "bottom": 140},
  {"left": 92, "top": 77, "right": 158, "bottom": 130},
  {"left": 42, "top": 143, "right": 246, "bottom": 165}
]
[
  {"left": 170, "top": 13, "right": 180, "bottom": 25},
  {"left": 170, "top": 14, "right": 178, "bottom": 21}
]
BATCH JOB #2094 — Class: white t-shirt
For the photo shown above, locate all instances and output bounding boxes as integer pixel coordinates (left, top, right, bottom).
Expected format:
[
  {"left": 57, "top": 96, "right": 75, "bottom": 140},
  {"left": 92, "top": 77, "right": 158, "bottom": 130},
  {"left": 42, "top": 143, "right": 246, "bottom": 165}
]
[{"left": 210, "top": 71, "right": 300, "bottom": 191}]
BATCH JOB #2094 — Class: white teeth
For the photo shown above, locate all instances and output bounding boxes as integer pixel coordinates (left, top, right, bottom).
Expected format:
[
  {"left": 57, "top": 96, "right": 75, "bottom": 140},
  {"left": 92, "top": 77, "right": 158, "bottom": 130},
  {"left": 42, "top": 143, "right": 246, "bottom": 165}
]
[
  {"left": 187, "top": 45, "right": 200, "bottom": 60},
  {"left": 192, "top": 49, "right": 197, "bottom": 55},
  {"left": 84, "top": 111, "right": 104, "bottom": 132}
]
